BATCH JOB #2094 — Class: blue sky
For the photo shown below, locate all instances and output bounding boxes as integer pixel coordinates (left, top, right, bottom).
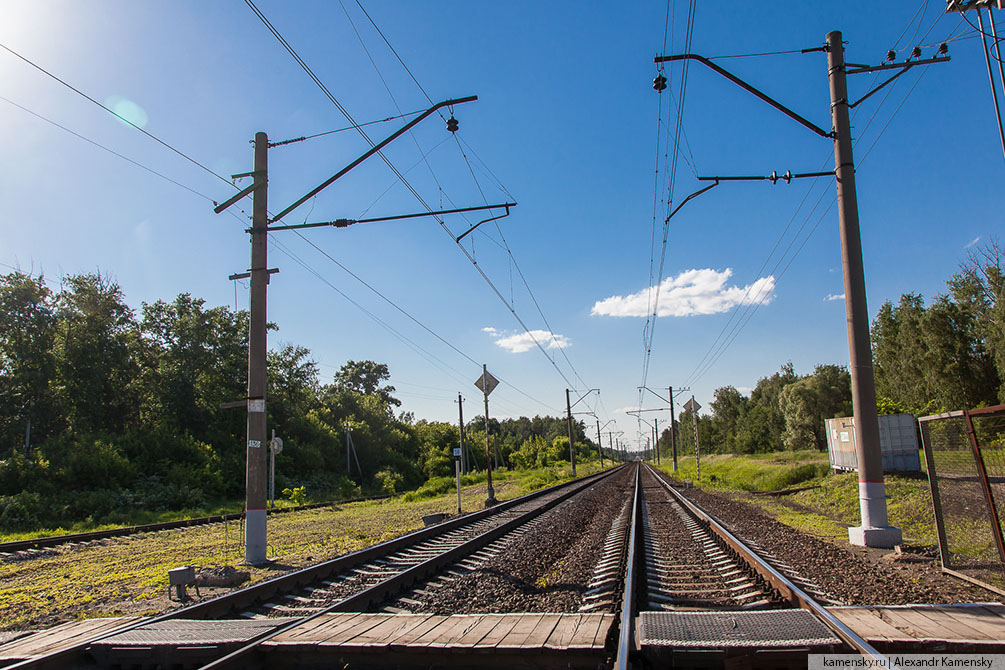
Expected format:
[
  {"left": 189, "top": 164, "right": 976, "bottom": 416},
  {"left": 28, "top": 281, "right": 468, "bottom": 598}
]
[{"left": 1, "top": 1, "right": 1001, "bottom": 450}]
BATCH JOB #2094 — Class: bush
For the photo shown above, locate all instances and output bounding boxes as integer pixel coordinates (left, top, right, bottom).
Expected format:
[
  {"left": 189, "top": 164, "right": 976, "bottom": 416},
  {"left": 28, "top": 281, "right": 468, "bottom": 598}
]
[
  {"left": 374, "top": 468, "right": 404, "bottom": 495},
  {"left": 283, "top": 485, "right": 307, "bottom": 506},
  {"left": 64, "top": 438, "right": 136, "bottom": 490},
  {"left": 0, "top": 491, "right": 44, "bottom": 531},
  {"left": 402, "top": 475, "right": 456, "bottom": 501}
]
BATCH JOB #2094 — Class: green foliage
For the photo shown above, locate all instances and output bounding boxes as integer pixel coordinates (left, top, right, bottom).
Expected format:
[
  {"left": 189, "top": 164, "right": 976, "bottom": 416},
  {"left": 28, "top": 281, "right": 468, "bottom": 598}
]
[
  {"left": 778, "top": 365, "right": 851, "bottom": 451},
  {"left": 872, "top": 241, "right": 1003, "bottom": 414},
  {"left": 662, "top": 451, "right": 831, "bottom": 491},
  {"left": 401, "top": 475, "right": 457, "bottom": 501},
  {"left": 282, "top": 485, "right": 307, "bottom": 506},
  {"left": 374, "top": 468, "right": 404, "bottom": 495}
]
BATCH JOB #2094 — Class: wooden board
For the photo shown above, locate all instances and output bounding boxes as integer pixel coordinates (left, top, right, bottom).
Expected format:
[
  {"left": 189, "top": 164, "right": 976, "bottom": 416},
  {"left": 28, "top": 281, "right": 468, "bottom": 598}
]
[
  {"left": 316, "top": 613, "right": 389, "bottom": 646},
  {"left": 829, "top": 605, "right": 1005, "bottom": 647},
  {"left": 453, "top": 614, "right": 505, "bottom": 647},
  {"left": 909, "top": 607, "right": 1002, "bottom": 642},
  {"left": 496, "top": 614, "right": 547, "bottom": 649},
  {"left": 828, "top": 608, "right": 914, "bottom": 644},
  {"left": 346, "top": 615, "right": 434, "bottom": 648},
  {"left": 543, "top": 614, "right": 582, "bottom": 649},
  {"left": 0, "top": 617, "right": 138, "bottom": 659},
  {"left": 264, "top": 613, "right": 611, "bottom": 652},
  {"left": 471, "top": 616, "right": 520, "bottom": 648}
]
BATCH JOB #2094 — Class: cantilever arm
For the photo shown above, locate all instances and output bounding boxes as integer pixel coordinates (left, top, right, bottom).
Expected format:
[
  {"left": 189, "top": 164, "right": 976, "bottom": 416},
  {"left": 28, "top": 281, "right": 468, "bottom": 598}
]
[
  {"left": 665, "top": 180, "right": 718, "bottom": 223},
  {"left": 654, "top": 54, "right": 831, "bottom": 138}
]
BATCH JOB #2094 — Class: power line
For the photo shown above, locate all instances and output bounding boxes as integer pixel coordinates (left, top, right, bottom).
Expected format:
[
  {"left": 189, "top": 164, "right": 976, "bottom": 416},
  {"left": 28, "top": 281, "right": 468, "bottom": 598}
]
[
  {"left": 349, "top": 0, "right": 576, "bottom": 392},
  {"left": 0, "top": 41, "right": 231, "bottom": 188},
  {"left": 641, "top": 0, "right": 697, "bottom": 391},
  {"left": 269, "top": 109, "right": 425, "bottom": 147},
  {"left": 685, "top": 64, "right": 933, "bottom": 387},
  {"left": 250, "top": 0, "right": 582, "bottom": 392},
  {"left": 245, "top": 0, "right": 565, "bottom": 412},
  {"left": 0, "top": 93, "right": 216, "bottom": 203}
]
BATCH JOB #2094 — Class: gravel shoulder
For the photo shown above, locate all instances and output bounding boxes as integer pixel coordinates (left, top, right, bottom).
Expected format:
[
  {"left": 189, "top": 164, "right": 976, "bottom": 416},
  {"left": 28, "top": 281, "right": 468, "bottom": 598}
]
[{"left": 680, "top": 485, "right": 998, "bottom": 605}]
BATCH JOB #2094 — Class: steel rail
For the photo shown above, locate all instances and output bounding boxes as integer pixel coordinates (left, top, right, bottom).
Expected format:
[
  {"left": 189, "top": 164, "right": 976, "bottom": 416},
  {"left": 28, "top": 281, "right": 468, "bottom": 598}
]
[
  {"left": 643, "top": 463, "right": 893, "bottom": 664},
  {"left": 0, "top": 495, "right": 391, "bottom": 554},
  {"left": 7, "top": 465, "right": 624, "bottom": 670},
  {"left": 199, "top": 467, "right": 625, "bottom": 669},
  {"left": 614, "top": 463, "right": 641, "bottom": 670}
]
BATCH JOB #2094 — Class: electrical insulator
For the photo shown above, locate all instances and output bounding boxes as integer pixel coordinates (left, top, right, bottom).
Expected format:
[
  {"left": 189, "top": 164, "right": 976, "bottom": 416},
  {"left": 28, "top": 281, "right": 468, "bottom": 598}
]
[
  {"left": 653, "top": 73, "right": 667, "bottom": 91},
  {"left": 886, "top": 49, "right": 896, "bottom": 62},
  {"left": 768, "top": 171, "right": 778, "bottom": 184},
  {"left": 782, "top": 170, "right": 792, "bottom": 184},
  {"left": 912, "top": 46, "right": 922, "bottom": 59},
  {"left": 446, "top": 116, "right": 459, "bottom": 133},
  {"left": 938, "top": 42, "right": 948, "bottom": 56}
]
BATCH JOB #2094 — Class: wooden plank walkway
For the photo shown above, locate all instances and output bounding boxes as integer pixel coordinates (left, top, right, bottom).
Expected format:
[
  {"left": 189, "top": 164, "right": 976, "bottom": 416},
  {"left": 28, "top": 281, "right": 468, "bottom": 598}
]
[
  {"left": 828, "top": 604, "right": 1005, "bottom": 651},
  {"left": 264, "top": 612, "right": 613, "bottom": 650},
  {"left": 0, "top": 617, "right": 139, "bottom": 662},
  {"left": 261, "top": 612, "right": 614, "bottom": 669}
]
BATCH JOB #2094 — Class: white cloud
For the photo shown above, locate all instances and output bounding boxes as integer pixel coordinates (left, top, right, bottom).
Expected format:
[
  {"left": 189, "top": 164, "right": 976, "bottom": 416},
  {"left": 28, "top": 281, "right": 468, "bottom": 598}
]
[
  {"left": 824, "top": 293, "right": 845, "bottom": 302},
  {"left": 966, "top": 236, "right": 981, "bottom": 249},
  {"left": 486, "top": 328, "right": 570, "bottom": 354},
  {"left": 591, "top": 268, "right": 775, "bottom": 318}
]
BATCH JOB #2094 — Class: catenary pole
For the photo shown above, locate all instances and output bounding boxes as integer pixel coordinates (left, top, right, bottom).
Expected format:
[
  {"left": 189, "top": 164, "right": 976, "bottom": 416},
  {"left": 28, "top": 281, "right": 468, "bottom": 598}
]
[
  {"left": 596, "top": 418, "right": 605, "bottom": 469},
  {"left": 827, "top": 31, "right": 901, "bottom": 547},
  {"left": 669, "top": 387, "right": 678, "bottom": 472},
  {"left": 483, "top": 365, "right": 496, "bottom": 506},
  {"left": 245, "top": 132, "right": 269, "bottom": 565},
  {"left": 566, "top": 389, "right": 577, "bottom": 477},
  {"left": 690, "top": 396, "right": 701, "bottom": 481},
  {"left": 654, "top": 418, "right": 660, "bottom": 465},
  {"left": 457, "top": 394, "right": 466, "bottom": 474}
]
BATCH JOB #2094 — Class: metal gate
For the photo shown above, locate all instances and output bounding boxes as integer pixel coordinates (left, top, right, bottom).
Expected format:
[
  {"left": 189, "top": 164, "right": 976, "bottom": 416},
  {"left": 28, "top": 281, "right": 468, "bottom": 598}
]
[{"left": 919, "top": 405, "right": 1005, "bottom": 594}]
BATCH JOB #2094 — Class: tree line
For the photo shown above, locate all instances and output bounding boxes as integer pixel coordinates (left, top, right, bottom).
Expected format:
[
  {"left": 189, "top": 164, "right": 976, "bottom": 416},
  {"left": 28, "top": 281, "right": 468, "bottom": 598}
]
[
  {"left": 662, "top": 240, "right": 1003, "bottom": 457},
  {"left": 0, "top": 271, "right": 598, "bottom": 530}
]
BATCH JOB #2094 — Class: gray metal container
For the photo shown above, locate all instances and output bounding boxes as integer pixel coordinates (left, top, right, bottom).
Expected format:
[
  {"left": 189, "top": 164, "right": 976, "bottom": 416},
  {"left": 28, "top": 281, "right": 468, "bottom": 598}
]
[{"left": 825, "top": 413, "right": 921, "bottom": 473}]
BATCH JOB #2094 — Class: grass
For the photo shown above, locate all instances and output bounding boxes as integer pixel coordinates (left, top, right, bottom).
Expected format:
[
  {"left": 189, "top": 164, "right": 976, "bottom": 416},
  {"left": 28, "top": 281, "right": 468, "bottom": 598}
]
[
  {"left": 657, "top": 451, "right": 941, "bottom": 546},
  {"left": 0, "top": 460, "right": 606, "bottom": 631}
]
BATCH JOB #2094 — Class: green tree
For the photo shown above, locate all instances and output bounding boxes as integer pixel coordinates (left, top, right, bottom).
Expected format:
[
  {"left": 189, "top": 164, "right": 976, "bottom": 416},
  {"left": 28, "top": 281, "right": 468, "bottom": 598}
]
[
  {"left": 55, "top": 273, "right": 140, "bottom": 435},
  {"left": 0, "top": 272, "right": 58, "bottom": 453},
  {"left": 948, "top": 238, "right": 1004, "bottom": 402},
  {"left": 778, "top": 364, "right": 851, "bottom": 451},
  {"left": 333, "top": 360, "right": 400, "bottom": 412},
  {"left": 708, "top": 385, "right": 748, "bottom": 453}
]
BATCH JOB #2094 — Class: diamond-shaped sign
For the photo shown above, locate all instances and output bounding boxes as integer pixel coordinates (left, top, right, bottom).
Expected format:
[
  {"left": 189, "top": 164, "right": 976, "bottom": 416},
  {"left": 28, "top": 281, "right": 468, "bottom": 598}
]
[
  {"left": 683, "top": 397, "right": 701, "bottom": 413},
  {"left": 474, "top": 369, "right": 499, "bottom": 396}
]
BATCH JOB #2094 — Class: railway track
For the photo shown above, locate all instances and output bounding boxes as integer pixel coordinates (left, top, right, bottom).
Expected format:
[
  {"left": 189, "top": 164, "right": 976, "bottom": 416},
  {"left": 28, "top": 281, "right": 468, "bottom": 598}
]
[
  {"left": 5, "top": 466, "right": 621, "bottom": 670},
  {"left": 3, "top": 462, "right": 901, "bottom": 669},
  {"left": 615, "top": 463, "right": 891, "bottom": 669}
]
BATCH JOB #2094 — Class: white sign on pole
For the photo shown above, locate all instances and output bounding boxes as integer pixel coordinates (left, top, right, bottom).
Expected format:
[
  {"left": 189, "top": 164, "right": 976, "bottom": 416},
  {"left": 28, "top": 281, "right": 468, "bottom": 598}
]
[
  {"left": 683, "top": 397, "right": 701, "bottom": 413},
  {"left": 474, "top": 370, "right": 499, "bottom": 396}
]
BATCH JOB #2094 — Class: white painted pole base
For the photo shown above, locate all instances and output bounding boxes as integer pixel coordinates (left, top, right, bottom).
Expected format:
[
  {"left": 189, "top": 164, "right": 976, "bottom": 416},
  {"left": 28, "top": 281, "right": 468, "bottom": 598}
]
[
  {"left": 849, "top": 481, "right": 902, "bottom": 548},
  {"left": 848, "top": 525, "right": 902, "bottom": 548},
  {"left": 244, "top": 508, "right": 268, "bottom": 564}
]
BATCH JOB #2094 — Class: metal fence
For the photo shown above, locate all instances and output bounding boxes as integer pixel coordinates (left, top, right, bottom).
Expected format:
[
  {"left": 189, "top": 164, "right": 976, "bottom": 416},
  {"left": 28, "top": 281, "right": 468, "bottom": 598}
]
[{"left": 919, "top": 405, "right": 1005, "bottom": 594}]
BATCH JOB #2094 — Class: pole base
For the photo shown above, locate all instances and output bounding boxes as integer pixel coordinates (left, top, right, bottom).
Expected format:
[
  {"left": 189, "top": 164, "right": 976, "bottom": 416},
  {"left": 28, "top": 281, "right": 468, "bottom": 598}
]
[
  {"left": 848, "top": 525, "right": 902, "bottom": 548},
  {"left": 484, "top": 496, "right": 497, "bottom": 508}
]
